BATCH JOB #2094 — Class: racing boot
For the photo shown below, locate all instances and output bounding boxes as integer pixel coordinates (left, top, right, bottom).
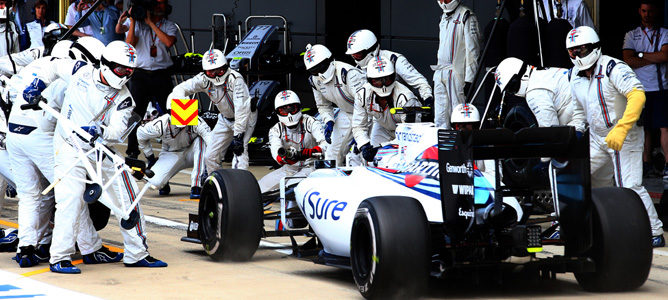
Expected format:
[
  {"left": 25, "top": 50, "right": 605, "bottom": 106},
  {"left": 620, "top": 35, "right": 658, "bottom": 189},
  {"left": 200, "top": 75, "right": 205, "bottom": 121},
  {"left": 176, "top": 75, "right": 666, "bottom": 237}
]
[
  {"left": 652, "top": 235, "right": 666, "bottom": 248},
  {"left": 189, "top": 187, "right": 201, "bottom": 199},
  {"left": 14, "top": 245, "right": 40, "bottom": 268},
  {"left": 124, "top": 255, "right": 167, "bottom": 268},
  {"left": 0, "top": 229, "right": 18, "bottom": 252},
  {"left": 50, "top": 260, "right": 81, "bottom": 274},
  {"left": 159, "top": 183, "right": 171, "bottom": 196},
  {"left": 34, "top": 243, "right": 50, "bottom": 263},
  {"left": 83, "top": 246, "right": 124, "bottom": 264}
]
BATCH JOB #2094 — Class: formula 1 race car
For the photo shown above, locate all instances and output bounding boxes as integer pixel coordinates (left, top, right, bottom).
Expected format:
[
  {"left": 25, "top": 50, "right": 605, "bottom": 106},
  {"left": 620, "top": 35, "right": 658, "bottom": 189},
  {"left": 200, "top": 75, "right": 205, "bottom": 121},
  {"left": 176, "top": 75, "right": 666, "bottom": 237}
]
[{"left": 183, "top": 122, "right": 652, "bottom": 299}]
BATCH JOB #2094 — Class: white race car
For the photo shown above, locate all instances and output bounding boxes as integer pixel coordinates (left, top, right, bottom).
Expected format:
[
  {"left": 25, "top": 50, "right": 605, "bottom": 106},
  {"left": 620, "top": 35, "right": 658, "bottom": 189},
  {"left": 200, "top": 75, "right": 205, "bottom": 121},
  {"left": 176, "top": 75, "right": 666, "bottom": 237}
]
[{"left": 184, "top": 122, "right": 652, "bottom": 299}]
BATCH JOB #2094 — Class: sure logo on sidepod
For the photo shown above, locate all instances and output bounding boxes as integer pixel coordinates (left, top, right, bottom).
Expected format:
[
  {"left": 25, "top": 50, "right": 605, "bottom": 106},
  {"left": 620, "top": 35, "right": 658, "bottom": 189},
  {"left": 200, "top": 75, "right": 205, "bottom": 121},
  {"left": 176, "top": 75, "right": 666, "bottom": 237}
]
[{"left": 301, "top": 190, "right": 348, "bottom": 221}]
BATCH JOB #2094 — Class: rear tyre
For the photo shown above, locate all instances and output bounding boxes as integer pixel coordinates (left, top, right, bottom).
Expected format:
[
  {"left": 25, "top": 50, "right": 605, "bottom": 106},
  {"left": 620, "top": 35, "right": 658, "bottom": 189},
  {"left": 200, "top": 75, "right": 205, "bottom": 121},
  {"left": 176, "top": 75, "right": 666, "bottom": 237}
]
[
  {"left": 575, "top": 187, "right": 652, "bottom": 291},
  {"left": 350, "top": 196, "right": 430, "bottom": 299},
  {"left": 198, "top": 169, "right": 263, "bottom": 261}
]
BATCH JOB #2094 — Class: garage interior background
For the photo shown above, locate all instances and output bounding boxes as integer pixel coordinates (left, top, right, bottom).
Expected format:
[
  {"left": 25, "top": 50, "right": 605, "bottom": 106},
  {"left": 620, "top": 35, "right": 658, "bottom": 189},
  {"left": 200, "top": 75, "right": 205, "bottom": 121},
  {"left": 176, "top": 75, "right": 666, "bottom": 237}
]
[{"left": 54, "top": 0, "right": 665, "bottom": 110}]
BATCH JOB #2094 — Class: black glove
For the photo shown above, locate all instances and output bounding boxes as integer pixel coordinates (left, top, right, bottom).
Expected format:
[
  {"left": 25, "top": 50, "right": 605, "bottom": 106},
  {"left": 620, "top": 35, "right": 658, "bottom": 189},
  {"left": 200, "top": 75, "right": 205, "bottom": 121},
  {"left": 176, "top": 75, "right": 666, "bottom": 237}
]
[
  {"left": 360, "top": 143, "right": 379, "bottom": 162},
  {"left": 463, "top": 82, "right": 472, "bottom": 96},
  {"left": 230, "top": 134, "right": 245, "bottom": 156},
  {"left": 423, "top": 96, "right": 434, "bottom": 108},
  {"left": 146, "top": 154, "right": 157, "bottom": 169}
]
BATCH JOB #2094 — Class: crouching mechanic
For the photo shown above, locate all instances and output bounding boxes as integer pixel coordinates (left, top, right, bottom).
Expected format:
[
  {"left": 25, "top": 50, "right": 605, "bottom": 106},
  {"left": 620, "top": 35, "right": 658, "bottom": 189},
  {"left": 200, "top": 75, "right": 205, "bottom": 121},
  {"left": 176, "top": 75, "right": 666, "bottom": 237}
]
[
  {"left": 304, "top": 44, "right": 364, "bottom": 165},
  {"left": 352, "top": 57, "right": 422, "bottom": 163},
  {"left": 137, "top": 112, "right": 211, "bottom": 199},
  {"left": 22, "top": 40, "right": 166, "bottom": 273},
  {"left": 345, "top": 29, "right": 433, "bottom": 107},
  {"left": 7, "top": 38, "right": 123, "bottom": 268},
  {"left": 494, "top": 57, "right": 585, "bottom": 129},
  {"left": 257, "top": 90, "right": 327, "bottom": 193},
  {"left": 167, "top": 49, "right": 255, "bottom": 171},
  {"left": 566, "top": 26, "right": 665, "bottom": 247}
]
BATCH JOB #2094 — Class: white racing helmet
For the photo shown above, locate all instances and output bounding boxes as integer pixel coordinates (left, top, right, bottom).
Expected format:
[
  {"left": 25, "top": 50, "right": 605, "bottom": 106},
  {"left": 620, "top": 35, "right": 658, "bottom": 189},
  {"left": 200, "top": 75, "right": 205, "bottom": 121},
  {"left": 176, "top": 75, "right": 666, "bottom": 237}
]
[
  {"left": 202, "top": 49, "right": 230, "bottom": 86},
  {"left": 495, "top": 57, "right": 532, "bottom": 97},
  {"left": 345, "top": 29, "right": 378, "bottom": 68},
  {"left": 437, "top": 0, "right": 460, "bottom": 13},
  {"left": 304, "top": 44, "right": 335, "bottom": 83},
  {"left": 100, "top": 41, "right": 137, "bottom": 89},
  {"left": 451, "top": 103, "right": 480, "bottom": 125},
  {"left": 565, "top": 26, "right": 601, "bottom": 70},
  {"left": 50, "top": 40, "right": 73, "bottom": 59},
  {"left": 70, "top": 36, "right": 105, "bottom": 65},
  {"left": 366, "top": 56, "right": 396, "bottom": 97},
  {"left": 274, "top": 90, "right": 302, "bottom": 128}
]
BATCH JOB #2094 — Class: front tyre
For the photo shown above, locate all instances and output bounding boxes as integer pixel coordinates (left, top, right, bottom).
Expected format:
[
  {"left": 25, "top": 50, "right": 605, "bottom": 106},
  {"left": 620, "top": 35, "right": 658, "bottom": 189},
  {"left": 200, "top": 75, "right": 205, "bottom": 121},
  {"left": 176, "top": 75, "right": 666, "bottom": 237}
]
[
  {"left": 198, "top": 169, "right": 263, "bottom": 261},
  {"left": 575, "top": 187, "right": 652, "bottom": 291},
  {"left": 350, "top": 196, "right": 430, "bottom": 299}
]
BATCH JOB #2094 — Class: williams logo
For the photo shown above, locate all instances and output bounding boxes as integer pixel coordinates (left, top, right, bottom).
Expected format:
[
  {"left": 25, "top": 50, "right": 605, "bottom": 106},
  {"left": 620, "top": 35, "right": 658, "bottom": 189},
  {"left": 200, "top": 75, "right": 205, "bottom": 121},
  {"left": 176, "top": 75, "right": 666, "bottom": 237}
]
[{"left": 452, "top": 184, "right": 474, "bottom": 196}]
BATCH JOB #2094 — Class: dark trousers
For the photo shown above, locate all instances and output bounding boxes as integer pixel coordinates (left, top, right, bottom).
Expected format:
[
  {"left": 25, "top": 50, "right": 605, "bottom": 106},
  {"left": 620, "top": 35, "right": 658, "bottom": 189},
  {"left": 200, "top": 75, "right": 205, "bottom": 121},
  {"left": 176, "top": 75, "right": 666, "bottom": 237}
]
[{"left": 126, "top": 68, "right": 173, "bottom": 157}]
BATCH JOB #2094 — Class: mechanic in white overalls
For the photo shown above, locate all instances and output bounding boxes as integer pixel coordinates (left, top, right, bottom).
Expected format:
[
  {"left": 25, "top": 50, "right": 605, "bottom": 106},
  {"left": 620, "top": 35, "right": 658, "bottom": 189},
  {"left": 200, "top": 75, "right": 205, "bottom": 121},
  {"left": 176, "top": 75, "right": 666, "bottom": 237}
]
[
  {"left": 494, "top": 57, "right": 585, "bottom": 129},
  {"left": 566, "top": 26, "right": 665, "bottom": 247},
  {"left": 167, "top": 49, "right": 255, "bottom": 171},
  {"left": 257, "top": 90, "right": 327, "bottom": 193},
  {"left": 26, "top": 41, "right": 167, "bottom": 273},
  {"left": 304, "top": 44, "right": 364, "bottom": 165},
  {"left": 345, "top": 29, "right": 433, "bottom": 106},
  {"left": 433, "top": 0, "right": 481, "bottom": 129},
  {"left": 352, "top": 57, "right": 422, "bottom": 163},
  {"left": 137, "top": 113, "right": 211, "bottom": 199},
  {"left": 0, "top": 23, "right": 68, "bottom": 77}
]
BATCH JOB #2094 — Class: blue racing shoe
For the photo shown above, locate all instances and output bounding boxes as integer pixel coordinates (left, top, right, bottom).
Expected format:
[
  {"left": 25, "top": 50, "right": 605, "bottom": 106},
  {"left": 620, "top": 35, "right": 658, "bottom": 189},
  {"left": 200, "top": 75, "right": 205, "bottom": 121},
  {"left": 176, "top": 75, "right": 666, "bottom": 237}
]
[
  {"left": 50, "top": 260, "right": 81, "bottom": 274},
  {"left": 652, "top": 235, "right": 666, "bottom": 248},
  {"left": 124, "top": 255, "right": 167, "bottom": 268},
  {"left": 14, "top": 246, "right": 40, "bottom": 268},
  {"left": 83, "top": 246, "right": 123, "bottom": 264},
  {"left": 34, "top": 244, "right": 50, "bottom": 263},
  {"left": 189, "top": 187, "right": 201, "bottom": 199},
  {"left": 159, "top": 183, "right": 171, "bottom": 196},
  {"left": 0, "top": 229, "right": 18, "bottom": 252}
]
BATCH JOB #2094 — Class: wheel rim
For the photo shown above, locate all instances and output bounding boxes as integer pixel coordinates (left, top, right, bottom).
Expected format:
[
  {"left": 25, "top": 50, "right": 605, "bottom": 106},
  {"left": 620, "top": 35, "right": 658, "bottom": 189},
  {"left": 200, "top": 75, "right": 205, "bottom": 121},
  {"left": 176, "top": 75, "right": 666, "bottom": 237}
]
[
  {"left": 352, "top": 213, "right": 376, "bottom": 284},
  {"left": 200, "top": 183, "right": 222, "bottom": 248}
]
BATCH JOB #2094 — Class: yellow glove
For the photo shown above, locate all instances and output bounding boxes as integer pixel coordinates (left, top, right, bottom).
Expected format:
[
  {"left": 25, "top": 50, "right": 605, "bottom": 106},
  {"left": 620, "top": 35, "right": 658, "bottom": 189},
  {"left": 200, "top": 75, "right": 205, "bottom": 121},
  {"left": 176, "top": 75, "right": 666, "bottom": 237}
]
[{"left": 604, "top": 88, "right": 645, "bottom": 151}]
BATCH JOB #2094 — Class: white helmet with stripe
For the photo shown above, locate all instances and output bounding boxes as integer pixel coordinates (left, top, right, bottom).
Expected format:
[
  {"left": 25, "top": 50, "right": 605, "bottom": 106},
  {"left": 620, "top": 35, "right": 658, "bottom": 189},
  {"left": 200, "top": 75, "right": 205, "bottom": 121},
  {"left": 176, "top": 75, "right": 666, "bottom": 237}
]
[
  {"left": 366, "top": 56, "right": 396, "bottom": 97},
  {"left": 201, "top": 49, "right": 230, "bottom": 86},
  {"left": 274, "top": 90, "right": 302, "bottom": 127},
  {"left": 345, "top": 29, "right": 378, "bottom": 68}
]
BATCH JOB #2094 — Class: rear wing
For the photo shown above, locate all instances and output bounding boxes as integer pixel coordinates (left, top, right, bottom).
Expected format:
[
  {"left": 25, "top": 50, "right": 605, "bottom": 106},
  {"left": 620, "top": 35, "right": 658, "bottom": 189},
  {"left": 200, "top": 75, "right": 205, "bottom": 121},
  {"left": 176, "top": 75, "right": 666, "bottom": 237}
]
[{"left": 437, "top": 126, "right": 592, "bottom": 255}]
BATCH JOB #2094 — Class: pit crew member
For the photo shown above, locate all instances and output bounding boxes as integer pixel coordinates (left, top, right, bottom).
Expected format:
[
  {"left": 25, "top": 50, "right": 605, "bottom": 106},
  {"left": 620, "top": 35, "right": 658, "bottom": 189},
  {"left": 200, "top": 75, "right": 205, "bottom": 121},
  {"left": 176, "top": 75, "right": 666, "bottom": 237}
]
[
  {"left": 257, "top": 90, "right": 327, "bottom": 193},
  {"left": 304, "top": 44, "right": 364, "bottom": 165},
  {"left": 352, "top": 57, "right": 422, "bottom": 163},
  {"left": 433, "top": 0, "right": 481, "bottom": 129},
  {"left": 566, "top": 26, "right": 665, "bottom": 247},
  {"left": 166, "top": 49, "right": 255, "bottom": 171},
  {"left": 137, "top": 113, "right": 211, "bottom": 199}
]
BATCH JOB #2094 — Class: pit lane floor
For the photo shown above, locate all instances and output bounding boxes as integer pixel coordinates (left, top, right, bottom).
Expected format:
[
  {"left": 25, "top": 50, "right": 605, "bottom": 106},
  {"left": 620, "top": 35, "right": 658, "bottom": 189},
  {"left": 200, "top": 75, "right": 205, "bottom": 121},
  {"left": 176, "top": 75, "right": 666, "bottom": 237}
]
[{"left": 2, "top": 164, "right": 668, "bottom": 299}]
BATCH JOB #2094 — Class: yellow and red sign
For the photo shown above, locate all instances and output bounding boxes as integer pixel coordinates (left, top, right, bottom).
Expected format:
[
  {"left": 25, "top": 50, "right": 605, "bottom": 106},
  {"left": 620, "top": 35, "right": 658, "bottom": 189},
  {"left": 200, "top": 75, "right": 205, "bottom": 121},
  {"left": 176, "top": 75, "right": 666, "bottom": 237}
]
[{"left": 171, "top": 99, "right": 198, "bottom": 126}]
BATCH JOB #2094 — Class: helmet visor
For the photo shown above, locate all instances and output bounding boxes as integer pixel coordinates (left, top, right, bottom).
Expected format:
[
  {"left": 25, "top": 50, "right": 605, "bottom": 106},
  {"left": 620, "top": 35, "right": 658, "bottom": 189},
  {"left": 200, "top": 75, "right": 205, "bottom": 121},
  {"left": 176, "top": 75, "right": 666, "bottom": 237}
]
[
  {"left": 112, "top": 65, "right": 134, "bottom": 77},
  {"left": 368, "top": 74, "right": 396, "bottom": 88},
  {"left": 567, "top": 44, "right": 596, "bottom": 59},
  {"left": 351, "top": 44, "right": 376, "bottom": 61},
  {"left": 307, "top": 58, "right": 331, "bottom": 76},
  {"left": 276, "top": 103, "right": 301, "bottom": 116},
  {"left": 205, "top": 65, "right": 229, "bottom": 78}
]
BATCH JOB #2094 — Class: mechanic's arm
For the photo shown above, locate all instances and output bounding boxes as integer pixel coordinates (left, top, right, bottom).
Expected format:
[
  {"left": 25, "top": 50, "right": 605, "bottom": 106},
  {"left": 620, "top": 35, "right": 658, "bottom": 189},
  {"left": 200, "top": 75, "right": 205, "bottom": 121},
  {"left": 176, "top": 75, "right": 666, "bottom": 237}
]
[
  {"left": 232, "top": 77, "right": 252, "bottom": 136},
  {"left": 395, "top": 54, "right": 433, "bottom": 101},
  {"left": 136, "top": 116, "right": 164, "bottom": 159},
  {"left": 22, "top": 59, "right": 80, "bottom": 102},
  {"left": 525, "top": 89, "right": 560, "bottom": 127},
  {"left": 351, "top": 87, "right": 372, "bottom": 147},
  {"left": 165, "top": 73, "right": 208, "bottom": 110},
  {"left": 567, "top": 97, "right": 587, "bottom": 133},
  {"left": 267, "top": 123, "right": 284, "bottom": 163},
  {"left": 397, "top": 94, "right": 421, "bottom": 123},
  {"left": 464, "top": 10, "right": 481, "bottom": 87},
  {"left": 311, "top": 77, "right": 334, "bottom": 124},
  {"left": 306, "top": 116, "right": 328, "bottom": 153},
  {"left": 194, "top": 116, "right": 213, "bottom": 146},
  {"left": 605, "top": 63, "right": 645, "bottom": 151},
  {"left": 344, "top": 68, "right": 366, "bottom": 97},
  {"left": 103, "top": 95, "right": 135, "bottom": 141}
]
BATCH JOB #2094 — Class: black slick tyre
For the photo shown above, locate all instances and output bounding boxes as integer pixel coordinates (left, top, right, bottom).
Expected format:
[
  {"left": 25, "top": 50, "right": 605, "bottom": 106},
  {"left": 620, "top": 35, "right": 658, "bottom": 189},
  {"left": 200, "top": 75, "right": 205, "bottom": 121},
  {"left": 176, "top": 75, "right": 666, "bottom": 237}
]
[
  {"left": 350, "top": 196, "right": 430, "bottom": 299},
  {"left": 198, "top": 169, "right": 263, "bottom": 261},
  {"left": 575, "top": 187, "right": 652, "bottom": 291}
]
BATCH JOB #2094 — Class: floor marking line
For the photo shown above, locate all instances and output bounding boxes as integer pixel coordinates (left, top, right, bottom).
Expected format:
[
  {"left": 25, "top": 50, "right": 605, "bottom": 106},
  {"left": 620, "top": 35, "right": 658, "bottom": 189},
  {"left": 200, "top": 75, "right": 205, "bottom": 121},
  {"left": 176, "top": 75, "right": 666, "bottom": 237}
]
[
  {"left": 21, "top": 259, "right": 83, "bottom": 277},
  {"left": 178, "top": 199, "right": 199, "bottom": 202},
  {"left": 0, "top": 220, "right": 18, "bottom": 228}
]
